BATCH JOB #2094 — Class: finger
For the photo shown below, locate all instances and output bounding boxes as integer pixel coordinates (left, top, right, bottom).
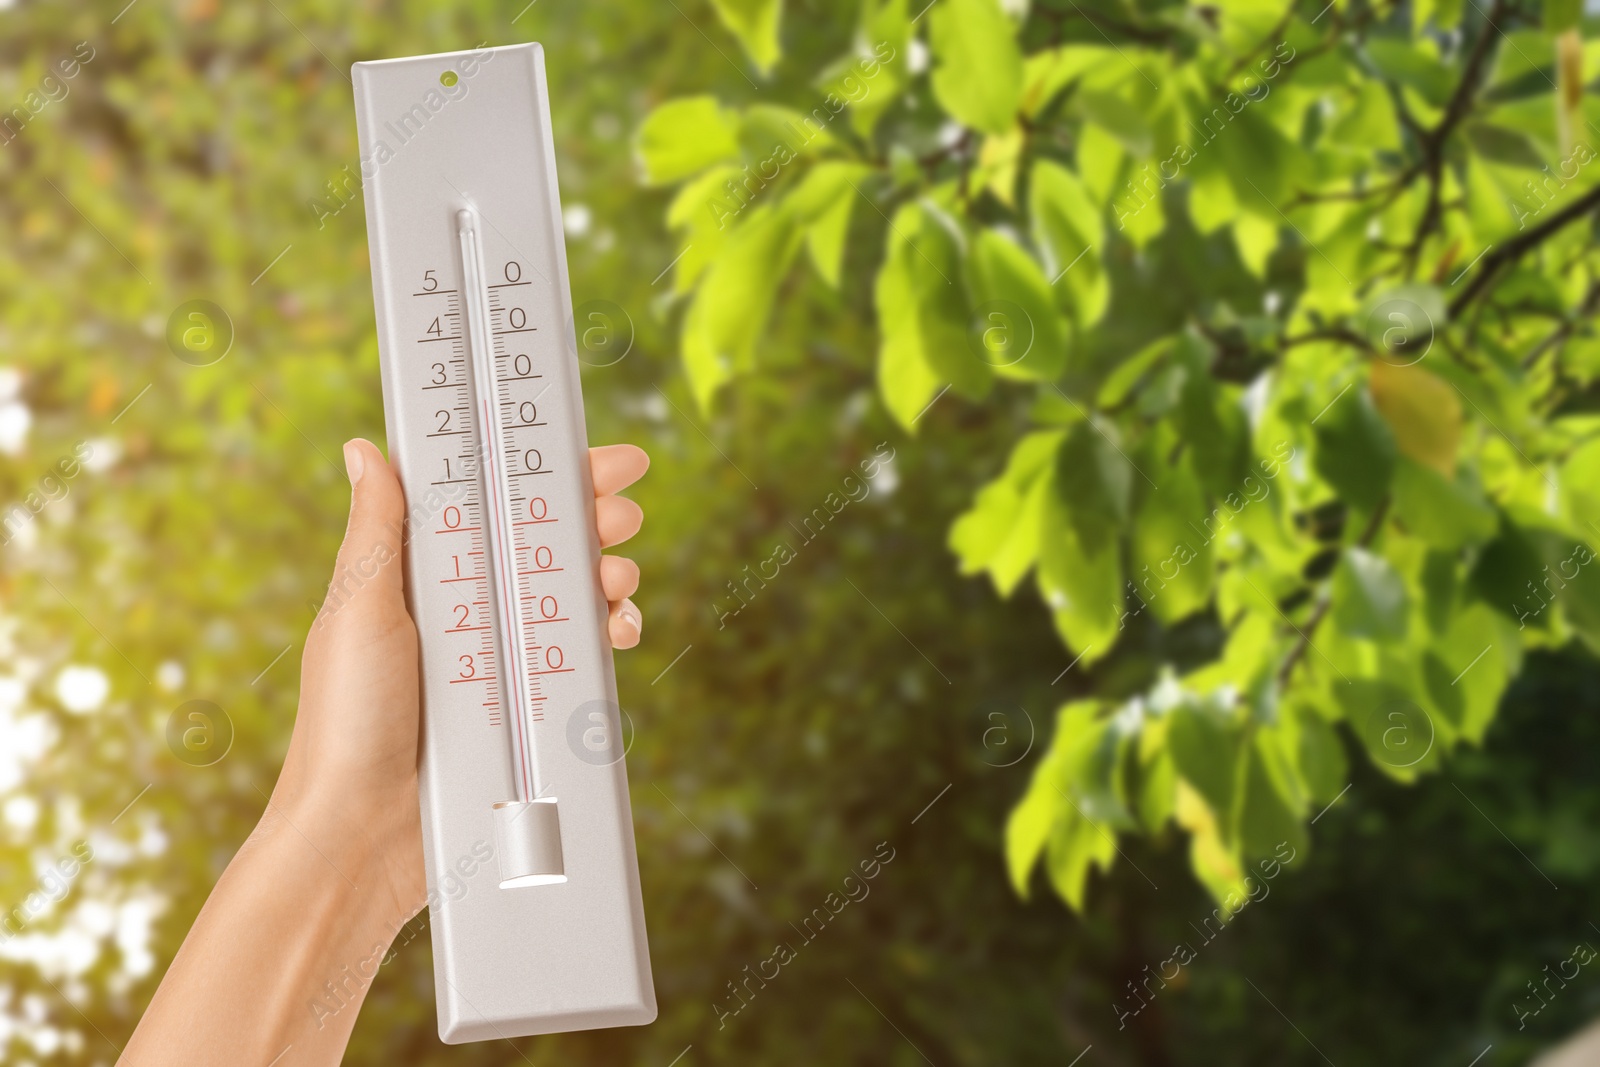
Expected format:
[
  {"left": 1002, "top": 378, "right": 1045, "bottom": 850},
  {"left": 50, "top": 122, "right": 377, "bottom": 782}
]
[
  {"left": 608, "top": 597, "right": 641, "bottom": 649},
  {"left": 599, "top": 555, "right": 640, "bottom": 602},
  {"left": 595, "top": 495, "right": 643, "bottom": 548},
  {"left": 590, "top": 444, "right": 648, "bottom": 498},
  {"left": 320, "top": 439, "right": 407, "bottom": 621}
]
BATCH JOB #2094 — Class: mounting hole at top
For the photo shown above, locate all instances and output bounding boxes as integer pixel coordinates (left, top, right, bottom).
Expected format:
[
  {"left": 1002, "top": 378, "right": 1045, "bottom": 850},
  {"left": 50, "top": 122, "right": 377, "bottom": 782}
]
[{"left": 440, "top": 70, "right": 459, "bottom": 87}]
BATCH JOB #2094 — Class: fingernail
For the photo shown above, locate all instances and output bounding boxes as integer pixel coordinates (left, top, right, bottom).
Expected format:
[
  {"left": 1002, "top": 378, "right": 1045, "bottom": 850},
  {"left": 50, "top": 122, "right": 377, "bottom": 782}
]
[
  {"left": 620, "top": 606, "right": 640, "bottom": 633},
  {"left": 344, "top": 441, "right": 364, "bottom": 486}
]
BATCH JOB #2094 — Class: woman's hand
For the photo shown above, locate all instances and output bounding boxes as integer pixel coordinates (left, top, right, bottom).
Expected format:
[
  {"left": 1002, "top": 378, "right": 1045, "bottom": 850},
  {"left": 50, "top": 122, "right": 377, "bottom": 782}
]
[
  {"left": 277, "top": 438, "right": 651, "bottom": 920},
  {"left": 121, "top": 438, "right": 648, "bottom": 1067}
]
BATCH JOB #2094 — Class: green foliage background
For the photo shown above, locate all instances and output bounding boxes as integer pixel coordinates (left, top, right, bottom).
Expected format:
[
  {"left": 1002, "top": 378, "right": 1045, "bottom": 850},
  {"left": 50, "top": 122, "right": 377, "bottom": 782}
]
[{"left": 1, "top": 0, "right": 1599, "bottom": 1064}]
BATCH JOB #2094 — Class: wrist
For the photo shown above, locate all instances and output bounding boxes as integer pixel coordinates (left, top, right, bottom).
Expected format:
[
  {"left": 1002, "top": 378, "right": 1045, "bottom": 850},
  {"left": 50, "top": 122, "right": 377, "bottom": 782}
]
[{"left": 254, "top": 786, "right": 421, "bottom": 929}]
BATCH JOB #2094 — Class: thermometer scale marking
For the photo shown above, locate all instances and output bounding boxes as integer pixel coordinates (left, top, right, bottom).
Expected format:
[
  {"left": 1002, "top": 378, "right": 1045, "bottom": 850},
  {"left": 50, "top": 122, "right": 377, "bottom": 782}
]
[{"left": 413, "top": 247, "right": 564, "bottom": 733}]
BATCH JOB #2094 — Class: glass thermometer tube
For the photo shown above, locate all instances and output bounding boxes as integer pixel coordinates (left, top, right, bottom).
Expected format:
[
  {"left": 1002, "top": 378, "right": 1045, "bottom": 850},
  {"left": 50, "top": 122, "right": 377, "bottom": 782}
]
[{"left": 458, "top": 204, "right": 565, "bottom": 888}]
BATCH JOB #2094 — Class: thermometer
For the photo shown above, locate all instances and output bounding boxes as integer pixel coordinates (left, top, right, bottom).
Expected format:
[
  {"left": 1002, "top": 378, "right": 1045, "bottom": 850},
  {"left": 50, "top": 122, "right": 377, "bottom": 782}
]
[{"left": 352, "top": 43, "right": 655, "bottom": 1041}]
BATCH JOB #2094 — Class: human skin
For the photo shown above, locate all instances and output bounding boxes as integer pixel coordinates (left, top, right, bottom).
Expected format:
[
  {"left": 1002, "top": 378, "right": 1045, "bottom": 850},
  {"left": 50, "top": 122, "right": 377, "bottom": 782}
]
[{"left": 118, "top": 437, "right": 648, "bottom": 1065}]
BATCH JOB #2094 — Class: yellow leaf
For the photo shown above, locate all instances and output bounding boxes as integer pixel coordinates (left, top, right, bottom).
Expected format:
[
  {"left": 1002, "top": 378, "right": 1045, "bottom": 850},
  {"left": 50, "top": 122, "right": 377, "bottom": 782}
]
[
  {"left": 1369, "top": 360, "right": 1462, "bottom": 476},
  {"left": 1557, "top": 28, "right": 1583, "bottom": 154}
]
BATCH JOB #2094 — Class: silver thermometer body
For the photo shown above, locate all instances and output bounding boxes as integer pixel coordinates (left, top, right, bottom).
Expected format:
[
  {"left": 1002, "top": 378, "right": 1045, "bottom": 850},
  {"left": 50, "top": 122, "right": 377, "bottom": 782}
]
[{"left": 352, "top": 43, "right": 655, "bottom": 1041}]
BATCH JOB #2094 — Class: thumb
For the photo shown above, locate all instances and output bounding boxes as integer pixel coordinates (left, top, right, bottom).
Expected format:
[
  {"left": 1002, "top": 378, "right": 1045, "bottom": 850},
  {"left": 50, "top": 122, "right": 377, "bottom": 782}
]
[{"left": 317, "top": 438, "right": 407, "bottom": 624}]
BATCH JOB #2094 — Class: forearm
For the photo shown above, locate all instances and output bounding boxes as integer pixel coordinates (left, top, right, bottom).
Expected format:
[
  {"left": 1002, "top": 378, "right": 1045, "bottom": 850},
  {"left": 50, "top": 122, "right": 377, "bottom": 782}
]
[{"left": 121, "top": 795, "right": 415, "bottom": 1066}]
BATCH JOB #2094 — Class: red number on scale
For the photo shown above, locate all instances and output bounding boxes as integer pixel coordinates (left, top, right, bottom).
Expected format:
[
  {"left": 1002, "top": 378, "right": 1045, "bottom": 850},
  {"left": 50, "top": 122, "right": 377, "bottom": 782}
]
[{"left": 529, "top": 498, "right": 547, "bottom": 520}]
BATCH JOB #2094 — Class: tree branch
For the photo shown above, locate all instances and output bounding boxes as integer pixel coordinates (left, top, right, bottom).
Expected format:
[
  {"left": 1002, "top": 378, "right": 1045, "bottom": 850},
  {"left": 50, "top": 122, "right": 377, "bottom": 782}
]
[
  {"left": 1281, "top": 326, "right": 1372, "bottom": 350},
  {"left": 1223, "top": 0, "right": 1302, "bottom": 83},
  {"left": 1033, "top": 3, "right": 1178, "bottom": 46},
  {"left": 1404, "top": 0, "right": 1507, "bottom": 273},
  {"left": 1278, "top": 497, "right": 1390, "bottom": 690},
  {"left": 1448, "top": 182, "right": 1600, "bottom": 317},
  {"left": 1522, "top": 279, "right": 1600, "bottom": 369}
]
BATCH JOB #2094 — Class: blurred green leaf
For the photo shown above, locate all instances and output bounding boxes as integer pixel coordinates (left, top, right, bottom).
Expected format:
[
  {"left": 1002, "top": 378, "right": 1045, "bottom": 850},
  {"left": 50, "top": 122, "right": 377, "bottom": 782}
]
[
  {"left": 928, "top": 0, "right": 1024, "bottom": 134},
  {"left": 1392, "top": 458, "right": 1497, "bottom": 548},
  {"left": 1055, "top": 418, "right": 1131, "bottom": 555},
  {"left": 1038, "top": 461, "right": 1122, "bottom": 659},
  {"left": 1029, "top": 160, "right": 1109, "bottom": 328},
  {"left": 1130, "top": 452, "right": 1215, "bottom": 624},
  {"left": 875, "top": 200, "right": 986, "bottom": 427},
  {"left": 635, "top": 96, "right": 742, "bottom": 185},
  {"left": 708, "top": 0, "right": 784, "bottom": 74},
  {"left": 1332, "top": 546, "right": 1410, "bottom": 641},
  {"left": 1237, "top": 735, "right": 1309, "bottom": 863},
  {"left": 1167, "top": 698, "right": 1243, "bottom": 841},
  {"left": 787, "top": 161, "right": 872, "bottom": 288},
  {"left": 1313, "top": 389, "right": 1397, "bottom": 512},
  {"left": 681, "top": 206, "right": 802, "bottom": 407},
  {"left": 965, "top": 229, "right": 1068, "bottom": 380}
]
